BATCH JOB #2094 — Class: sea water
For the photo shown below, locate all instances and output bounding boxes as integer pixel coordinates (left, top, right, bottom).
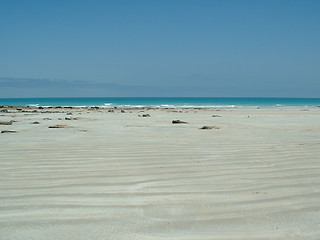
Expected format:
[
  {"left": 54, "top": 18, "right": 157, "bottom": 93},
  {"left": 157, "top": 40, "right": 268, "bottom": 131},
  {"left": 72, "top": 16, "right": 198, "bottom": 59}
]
[{"left": 0, "top": 97, "right": 320, "bottom": 109}]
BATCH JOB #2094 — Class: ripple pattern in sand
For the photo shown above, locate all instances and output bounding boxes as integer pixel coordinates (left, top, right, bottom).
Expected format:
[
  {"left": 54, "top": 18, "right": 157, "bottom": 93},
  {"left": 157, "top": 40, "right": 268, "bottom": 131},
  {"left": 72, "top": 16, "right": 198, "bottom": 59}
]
[{"left": 1, "top": 111, "right": 320, "bottom": 240}]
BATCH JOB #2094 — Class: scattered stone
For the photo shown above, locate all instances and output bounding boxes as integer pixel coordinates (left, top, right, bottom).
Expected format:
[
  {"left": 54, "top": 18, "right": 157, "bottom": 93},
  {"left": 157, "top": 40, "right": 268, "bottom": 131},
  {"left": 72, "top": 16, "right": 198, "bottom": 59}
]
[
  {"left": 1, "top": 130, "right": 17, "bottom": 133},
  {"left": 31, "top": 121, "right": 40, "bottom": 124},
  {"left": 0, "top": 109, "right": 8, "bottom": 113},
  {"left": 65, "top": 117, "right": 78, "bottom": 120},
  {"left": 66, "top": 112, "right": 73, "bottom": 115},
  {"left": 172, "top": 120, "right": 188, "bottom": 124},
  {"left": 139, "top": 114, "right": 151, "bottom": 117},
  {"left": 48, "top": 124, "right": 68, "bottom": 128},
  {"left": 108, "top": 109, "right": 114, "bottom": 113},
  {"left": 0, "top": 121, "right": 13, "bottom": 125},
  {"left": 199, "top": 126, "right": 220, "bottom": 130},
  {"left": 43, "top": 118, "right": 52, "bottom": 120},
  {"left": 212, "top": 115, "right": 221, "bottom": 117}
]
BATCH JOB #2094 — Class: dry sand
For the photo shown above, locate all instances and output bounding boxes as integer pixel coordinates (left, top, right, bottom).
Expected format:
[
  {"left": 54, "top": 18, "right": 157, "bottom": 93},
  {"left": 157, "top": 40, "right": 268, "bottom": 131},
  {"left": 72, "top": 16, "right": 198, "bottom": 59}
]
[{"left": 1, "top": 107, "right": 320, "bottom": 239}]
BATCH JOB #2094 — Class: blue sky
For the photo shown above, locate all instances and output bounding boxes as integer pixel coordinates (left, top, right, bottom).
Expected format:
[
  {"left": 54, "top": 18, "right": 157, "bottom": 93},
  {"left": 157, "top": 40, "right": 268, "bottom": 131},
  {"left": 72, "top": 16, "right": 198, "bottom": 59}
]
[{"left": 0, "top": 0, "right": 319, "bottom": 97}]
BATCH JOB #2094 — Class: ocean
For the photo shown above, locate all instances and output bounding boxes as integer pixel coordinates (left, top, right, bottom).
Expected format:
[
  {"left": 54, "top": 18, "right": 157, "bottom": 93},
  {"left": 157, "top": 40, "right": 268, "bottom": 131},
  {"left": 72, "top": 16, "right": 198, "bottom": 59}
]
[{"left": 0, "top": 97, "right": 320, "bottom": 109}]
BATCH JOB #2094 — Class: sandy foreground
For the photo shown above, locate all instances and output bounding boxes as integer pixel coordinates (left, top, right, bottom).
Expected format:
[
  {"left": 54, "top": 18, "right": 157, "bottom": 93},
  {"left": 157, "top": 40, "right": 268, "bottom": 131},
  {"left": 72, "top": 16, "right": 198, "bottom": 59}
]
[{"left": 1, "top": 107, "right": 320, "bottom": 240}]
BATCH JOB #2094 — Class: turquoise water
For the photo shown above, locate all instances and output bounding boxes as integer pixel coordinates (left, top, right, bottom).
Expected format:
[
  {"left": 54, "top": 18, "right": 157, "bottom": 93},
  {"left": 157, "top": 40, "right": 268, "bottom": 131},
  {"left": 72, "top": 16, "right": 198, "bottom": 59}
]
[{"left": 0, "top": 97, "right": 320, "bottom": 109}]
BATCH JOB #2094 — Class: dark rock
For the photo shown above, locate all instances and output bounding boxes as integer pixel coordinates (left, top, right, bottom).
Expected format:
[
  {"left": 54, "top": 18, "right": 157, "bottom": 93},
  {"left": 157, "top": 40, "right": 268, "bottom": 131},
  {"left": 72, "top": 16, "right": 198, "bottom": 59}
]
[
  {"left": 43, "top": 118, "right": 52, "bottom": 120},
  {"left": 172, "top": 120, "right": 188, "bottom": 124},
  {"left": 199, "top": 126, "right": 220, "bottom": 129},
  {"left": 139, "top": 114, "right": 151, "bottom": 117},
  {"left": 0, "top": 109, "right": 8, "bottom": 113},
  {"left": 1, "top": 130, "right": 17, "bottom": 133},
  {"left": 108, "top": 109, "right": 114, "bottom": 113},
  {"left": 121, "top": 110, "right": 125, "bottom": 113},
  {"left": 0, "top": 121, "right": 13, "bottom": 125},
  {"left": 212, "top": 115, "right": 221, "bottom": 117},
  {"left": 66, "top": 112, "right": 73, "bottom": 115},
  {"left": 31, "top": 121, "right": 40, "bottom": 124},
  {"left": 38, "top": 107, "right": 44, "bottom": 109},
  {"left": 48, "top": 124, "right": 68, "bottom": 128},
  {"left": 65, "top": 117, "right": 78, "bottom": 120}
]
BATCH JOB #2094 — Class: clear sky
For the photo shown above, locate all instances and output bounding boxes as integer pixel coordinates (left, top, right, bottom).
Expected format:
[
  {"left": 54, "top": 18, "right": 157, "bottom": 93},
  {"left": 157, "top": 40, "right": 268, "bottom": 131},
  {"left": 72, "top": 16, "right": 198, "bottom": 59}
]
[{"left": 1, "top": 0, "right": 319, "bottom": 97}]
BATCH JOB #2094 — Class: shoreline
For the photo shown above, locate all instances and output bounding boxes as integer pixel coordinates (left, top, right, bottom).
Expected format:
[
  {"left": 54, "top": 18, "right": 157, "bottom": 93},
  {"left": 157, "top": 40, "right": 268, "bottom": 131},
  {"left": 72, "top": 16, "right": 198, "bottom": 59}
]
[
  {"left": 1, "top": 104, "right": 320, "bottom": 112},
  {"left": 1, "top": 97, "right": 320, "bottom": 111}
]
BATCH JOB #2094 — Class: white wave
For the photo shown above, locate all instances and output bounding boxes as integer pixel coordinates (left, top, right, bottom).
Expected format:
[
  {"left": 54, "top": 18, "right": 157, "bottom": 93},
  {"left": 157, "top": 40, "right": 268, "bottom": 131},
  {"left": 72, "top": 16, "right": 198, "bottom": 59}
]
[
  {"left": 117, "top": 105, "right": 145, "bottom": 108},
  {"left": 160, "top": 104, "right": 175, "bottom": 108},
  {"left": 172, "top": 105, "right": 237, "bottom": 109},
  {"left": 27, "top": 104, "right": 39, "bottom": 107}
]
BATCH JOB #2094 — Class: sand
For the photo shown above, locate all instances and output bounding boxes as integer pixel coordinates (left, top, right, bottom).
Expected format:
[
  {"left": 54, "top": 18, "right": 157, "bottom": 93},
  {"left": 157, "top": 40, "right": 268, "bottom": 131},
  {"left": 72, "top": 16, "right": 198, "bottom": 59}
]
[{"left": 1, "top": 107, "right": 320, "bottom": 239}]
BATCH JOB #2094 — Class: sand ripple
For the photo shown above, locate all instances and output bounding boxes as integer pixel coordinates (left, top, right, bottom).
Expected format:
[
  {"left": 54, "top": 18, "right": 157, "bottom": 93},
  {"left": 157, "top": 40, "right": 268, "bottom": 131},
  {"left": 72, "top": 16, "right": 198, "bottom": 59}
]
[{"left": 1, "top": 110, "right": 320, "bottom": 239}]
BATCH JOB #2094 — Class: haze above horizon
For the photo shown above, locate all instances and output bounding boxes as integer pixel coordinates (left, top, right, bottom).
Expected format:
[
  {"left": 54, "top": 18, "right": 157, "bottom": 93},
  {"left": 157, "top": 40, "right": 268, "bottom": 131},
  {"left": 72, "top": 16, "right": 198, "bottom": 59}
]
[{"left": 1, "top": 0, "right": 319, "bottom": 98}]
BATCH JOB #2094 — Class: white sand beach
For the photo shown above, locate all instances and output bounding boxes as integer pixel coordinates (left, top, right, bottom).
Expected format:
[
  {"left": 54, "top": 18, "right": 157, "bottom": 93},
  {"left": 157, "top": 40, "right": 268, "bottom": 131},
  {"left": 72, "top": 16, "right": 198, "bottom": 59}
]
[{"left": 1, "top": 107, "right": 320, "bottom": 240}]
